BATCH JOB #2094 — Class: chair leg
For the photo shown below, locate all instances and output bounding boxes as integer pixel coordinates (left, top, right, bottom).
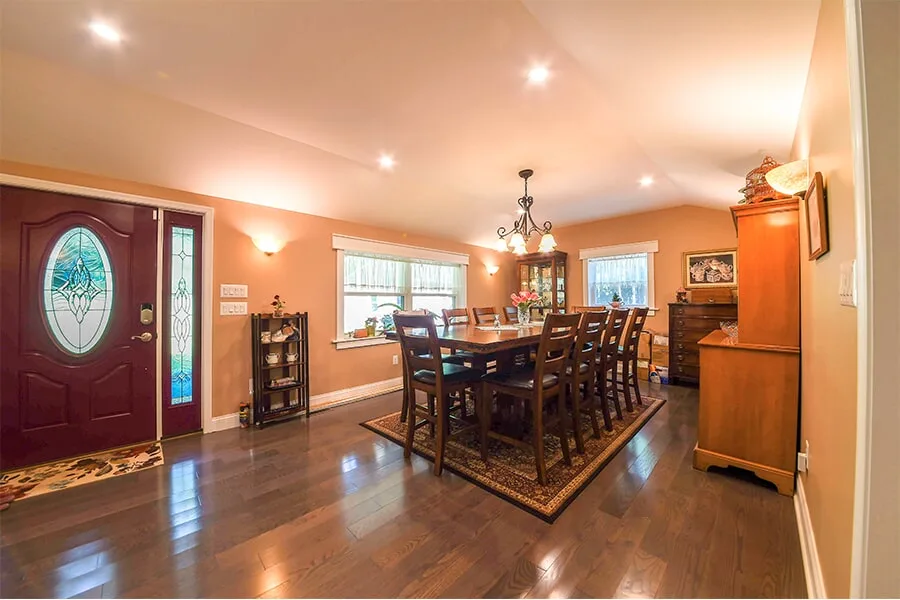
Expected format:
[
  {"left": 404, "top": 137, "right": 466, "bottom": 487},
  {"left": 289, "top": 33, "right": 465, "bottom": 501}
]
[
  {"left": 631, "top": 357, "right": 643, "bottom": 406},
  {"left": 621, "top": 358, "right": 634, "bottom": 412},
  {"left": 427, "top": 394, "right": 436, "bottom": 437},
  {"left": 404, "top": 389, "right": 416, "bottom": 458},
  {"left": 596, "top": 368, "right": 614, "bottom": 431},
  {"left": 479, "top": 384, "right": 490, "bottom": 463},
  {"left": 583, "top": 379, "right": 602, "bottom": 439},
  {"left": 433, "top": 393, "right": 446, "bottom": 476},
  {"left": 570, "top": 382, "right": 585, "bottom": 454},
  {"left": 557, "top": 396, "right": 572, "bottom": 467},
  {"left": 533, "top": 404, "right": 548, "bottom": 485},
  {"left": 400, "top": 374, "right": 409, "bottom": 423}
]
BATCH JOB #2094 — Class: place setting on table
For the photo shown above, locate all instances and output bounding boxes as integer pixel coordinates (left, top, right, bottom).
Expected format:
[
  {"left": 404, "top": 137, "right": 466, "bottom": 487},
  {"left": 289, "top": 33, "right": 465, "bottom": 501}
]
[{"left": 367, "top": 292, "right": 665, "bottom": 522}]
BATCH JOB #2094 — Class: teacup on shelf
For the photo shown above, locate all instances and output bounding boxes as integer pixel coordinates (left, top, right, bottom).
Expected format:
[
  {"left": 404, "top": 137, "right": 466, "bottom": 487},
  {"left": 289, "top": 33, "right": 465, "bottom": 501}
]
[
  {"left": 285, "top": 352, "right": 299, "bottom": 363},
  {"left": 265, "top": 352, "right": 280, "bottom": 365}
]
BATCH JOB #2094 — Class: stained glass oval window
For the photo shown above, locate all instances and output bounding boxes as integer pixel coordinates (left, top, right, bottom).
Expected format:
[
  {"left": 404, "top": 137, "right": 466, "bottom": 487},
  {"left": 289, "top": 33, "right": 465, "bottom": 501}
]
[{"left": 42, "top": 226, "right": 114, "bottom": 355}]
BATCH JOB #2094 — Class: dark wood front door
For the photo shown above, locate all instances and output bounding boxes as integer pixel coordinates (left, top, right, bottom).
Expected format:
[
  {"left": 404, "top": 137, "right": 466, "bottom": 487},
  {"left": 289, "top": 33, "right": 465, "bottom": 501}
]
[{"left": 1, "top": 186, "right": 158, "bottom": 471}]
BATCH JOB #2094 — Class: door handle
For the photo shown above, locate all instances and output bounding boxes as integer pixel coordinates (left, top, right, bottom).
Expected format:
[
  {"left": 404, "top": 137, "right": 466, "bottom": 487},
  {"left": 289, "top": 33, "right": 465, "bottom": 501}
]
[{"left": 131, "top": 332, "right": 153, "bottom": 342}]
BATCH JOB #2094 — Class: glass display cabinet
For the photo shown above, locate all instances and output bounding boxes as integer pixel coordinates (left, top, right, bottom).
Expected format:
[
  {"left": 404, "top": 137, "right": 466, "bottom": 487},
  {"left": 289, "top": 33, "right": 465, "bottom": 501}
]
[{"left": 516, "top": 251, "right": 568, "bottom": 315}]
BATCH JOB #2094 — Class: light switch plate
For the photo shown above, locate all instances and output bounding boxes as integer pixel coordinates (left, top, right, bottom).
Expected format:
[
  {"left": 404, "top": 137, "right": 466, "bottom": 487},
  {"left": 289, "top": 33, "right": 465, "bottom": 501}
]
[
  {"left": 220, "top": 301, "right": 248, "bottom": 316},
  {"left": 839, "top": 260, "right": 857, "bottom": 307},
  {"left": 220, "top": 284, "right": 248, "bottom": 298}
]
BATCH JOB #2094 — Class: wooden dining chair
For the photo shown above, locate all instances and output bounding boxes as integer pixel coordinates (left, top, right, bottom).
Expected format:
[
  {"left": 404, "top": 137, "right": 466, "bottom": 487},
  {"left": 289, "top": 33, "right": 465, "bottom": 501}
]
[
  {"left": 393, "top": 314, "right": 484, "bottom": 476},
  {"left": 568, "top": 309, "right": 608, "bottom": 453},
  {"left": 441, "top": 307, "right": 470, "bottom": 327},
  {"left": 502, "top": 306, "right": 518, "bottom": 323},
  {"left": 472, "top": 306, "right": 501, "bottom": 325},
  {"left": 612, "top": 307, "right": 650, "bottom": 411},
  {"left": 595, "top": 308, "right": 629, "bottom": 429},
  {"left": 481, "top": 312, "right": 581, "bottom": 484}
]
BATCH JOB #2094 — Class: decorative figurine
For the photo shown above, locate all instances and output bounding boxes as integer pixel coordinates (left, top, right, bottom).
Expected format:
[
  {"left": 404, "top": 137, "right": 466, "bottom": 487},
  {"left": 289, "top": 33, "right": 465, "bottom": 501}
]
[
  {"left": 676, "top": 287, "right": 688, "bottom": 303},
  {"left": 239, "top": 402, "right": 251, "bottom": 428}
]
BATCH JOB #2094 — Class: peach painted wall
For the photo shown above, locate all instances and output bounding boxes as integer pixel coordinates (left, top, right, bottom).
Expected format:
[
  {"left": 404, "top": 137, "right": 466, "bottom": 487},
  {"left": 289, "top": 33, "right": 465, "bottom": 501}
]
[
  {"left": 790, "top": 0, "right": 859, "bottom": 595},
  {"left": 551, "top": 205, "right": 738, "bottom": 334},
  {"left": 0, "top": 160, "right": 517, "bottom": 418}
]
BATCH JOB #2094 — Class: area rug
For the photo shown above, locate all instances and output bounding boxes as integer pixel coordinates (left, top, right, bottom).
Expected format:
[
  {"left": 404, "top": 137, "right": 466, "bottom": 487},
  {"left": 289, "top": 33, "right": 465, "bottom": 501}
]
[
  {"left": 0, "top": 442, "right": 164, "bottom": 503},
  {"left": 362, "top": 396, "right": 664, "bottom": 522}
]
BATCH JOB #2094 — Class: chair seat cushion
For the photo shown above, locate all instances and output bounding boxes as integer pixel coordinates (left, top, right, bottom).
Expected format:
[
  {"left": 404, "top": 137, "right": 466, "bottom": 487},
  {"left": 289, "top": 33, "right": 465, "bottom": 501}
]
[
  {"left": 413, "top": 363, "right": 482, "bottom": 385},
  {"left": 566, "top": 362, "right": 590, "bottom": 376},
  {"left": 483, "top": 367, "right": 558, "bottom": 390}
]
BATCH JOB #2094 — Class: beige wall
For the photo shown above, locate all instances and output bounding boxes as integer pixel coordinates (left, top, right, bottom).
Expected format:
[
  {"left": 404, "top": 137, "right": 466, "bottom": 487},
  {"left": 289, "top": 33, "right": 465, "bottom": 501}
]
[
  {"left": 790, "top": 0, "right": 859, "bottom": 595},
  {"left": 551, "top": 205, "right": 738, "bottom": 334},
  {"left": 0, "top": 160, "right": 516, "bottom": 418}
]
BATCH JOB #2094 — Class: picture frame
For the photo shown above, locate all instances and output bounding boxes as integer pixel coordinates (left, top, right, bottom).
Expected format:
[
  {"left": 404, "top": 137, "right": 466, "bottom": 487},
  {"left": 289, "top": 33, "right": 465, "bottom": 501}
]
[
  {"left": 806, "top": 171, "right": 829, "bottom": 260},
  {"left": 683, "top": 248, "right": 738, "bottom": 289}
]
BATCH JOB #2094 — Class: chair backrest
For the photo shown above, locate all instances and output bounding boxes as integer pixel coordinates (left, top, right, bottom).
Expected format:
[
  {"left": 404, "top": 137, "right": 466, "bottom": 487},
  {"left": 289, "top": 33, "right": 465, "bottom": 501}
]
[
  {"left": 533, "top": 312, "right": 582, "bottom": 393},
  {"left": 472, "top": 306, "right": 500, "bottom": 325},
  {"left": 621, "top": 307, "right": 650, "bottom": 354},
  {"left": 503, "top": 306, "right": 518, "bottom": 323},
  {"left": 441, "top": 307, "right": 470, "bottom": 327},
  {"left": 574, "top": 309, "right": 609, "bottom": 367},
  {"left": 572, "top": 305, "right": 606, "bottom": 314},
  {"left": 599, "top": 308, "right": 630, "bottom": 361},
  {"left": 392, "top": 314, "right": 444, "bottom": 382}
]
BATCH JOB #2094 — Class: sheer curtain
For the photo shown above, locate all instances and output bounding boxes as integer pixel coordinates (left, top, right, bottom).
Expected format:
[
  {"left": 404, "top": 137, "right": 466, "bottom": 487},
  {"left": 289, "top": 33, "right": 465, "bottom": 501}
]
[
  {"left": 587, "top": 253, "right": 649, "bottom": 306},
  {"left": 343, "top": 254, "right": 408, "bottom": 294}
]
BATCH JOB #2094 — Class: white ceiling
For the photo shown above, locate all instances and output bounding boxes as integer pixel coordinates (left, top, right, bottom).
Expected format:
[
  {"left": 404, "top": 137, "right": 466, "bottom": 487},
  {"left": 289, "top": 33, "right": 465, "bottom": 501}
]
[{"left": 0, "top": 0, "right": 820, "bottom": 246}]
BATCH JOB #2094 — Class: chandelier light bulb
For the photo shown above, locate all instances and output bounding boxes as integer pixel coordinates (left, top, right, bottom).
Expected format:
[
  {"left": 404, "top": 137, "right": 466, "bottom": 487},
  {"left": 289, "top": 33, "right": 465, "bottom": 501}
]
[
  {"left": 494, "top": 238, "right": 509, "bottom": 252},
  {"left": 508, "top": 232, "right": 526, "bottom": 249}
]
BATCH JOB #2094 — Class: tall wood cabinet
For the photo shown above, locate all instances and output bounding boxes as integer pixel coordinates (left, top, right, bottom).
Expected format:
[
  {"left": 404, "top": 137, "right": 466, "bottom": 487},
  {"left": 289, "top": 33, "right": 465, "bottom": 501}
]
[
  {"left": 516, "top": 251, "right": 567, "bottom": 314},
  {"left": 694, "top": 199, "right": 800, "bottom": 495}
]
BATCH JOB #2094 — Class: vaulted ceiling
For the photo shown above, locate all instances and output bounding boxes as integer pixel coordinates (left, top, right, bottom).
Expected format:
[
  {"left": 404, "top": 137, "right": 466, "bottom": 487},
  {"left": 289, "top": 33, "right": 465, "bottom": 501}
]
[{"left": 0, "top": 0, "right": 820, "bottom": 246}]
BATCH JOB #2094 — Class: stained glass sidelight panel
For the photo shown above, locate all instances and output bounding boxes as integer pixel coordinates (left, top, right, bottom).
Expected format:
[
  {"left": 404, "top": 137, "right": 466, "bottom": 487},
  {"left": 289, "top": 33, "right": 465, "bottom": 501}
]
[
  {"left": 42, "top": 226, "right": 114, "bottom": 355},
  {"left": 170, "top": 226, "right": 194, "bottom": 405}
]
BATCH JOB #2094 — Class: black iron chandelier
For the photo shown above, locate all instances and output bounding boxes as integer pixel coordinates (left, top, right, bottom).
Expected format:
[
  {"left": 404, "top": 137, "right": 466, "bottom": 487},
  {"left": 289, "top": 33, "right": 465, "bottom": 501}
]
[{"left": 495, "top": 169, "right": 557, "bottom": 254}]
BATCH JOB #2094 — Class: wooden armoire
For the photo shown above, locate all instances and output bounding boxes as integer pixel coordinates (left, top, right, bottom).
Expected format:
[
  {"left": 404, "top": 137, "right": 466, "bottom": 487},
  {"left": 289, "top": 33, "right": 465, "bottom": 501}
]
[{"left": 693, "top": 198, "right": 801, "bottom": 495}]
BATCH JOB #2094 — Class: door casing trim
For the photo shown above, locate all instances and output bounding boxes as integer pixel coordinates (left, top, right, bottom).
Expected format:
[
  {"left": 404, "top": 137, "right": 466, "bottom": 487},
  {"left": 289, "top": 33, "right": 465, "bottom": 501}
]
[{"left": 0, "top": 174, "right": 216, "bottom": 436}]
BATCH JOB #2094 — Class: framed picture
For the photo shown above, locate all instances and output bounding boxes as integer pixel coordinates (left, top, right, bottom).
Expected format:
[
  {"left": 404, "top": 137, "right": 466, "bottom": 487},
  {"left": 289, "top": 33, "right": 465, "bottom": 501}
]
[
  {"left": 806, "top": 171, "right": 829, "bottom": 260},
  {"left": 683, "top": 248, "right": 738, "bottom": 289}
]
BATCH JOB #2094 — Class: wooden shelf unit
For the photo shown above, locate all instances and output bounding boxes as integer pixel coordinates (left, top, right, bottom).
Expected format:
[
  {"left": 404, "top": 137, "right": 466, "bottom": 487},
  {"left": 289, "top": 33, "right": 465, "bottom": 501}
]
[
  {"left": 250, "top": 312, "right": 310, "bottom": 427},
  {"left": 516, "top": 250, "right": 568, "bottom": 315}
]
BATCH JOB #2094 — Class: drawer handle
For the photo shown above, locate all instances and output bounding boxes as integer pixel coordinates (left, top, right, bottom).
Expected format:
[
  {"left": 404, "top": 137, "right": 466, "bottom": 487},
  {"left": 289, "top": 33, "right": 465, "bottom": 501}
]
[
  {"left": 676, "top": 354, "right": 684, "bottom": 361},
  {"left": 676, "top": 343, "right": 685, "bottom": 350},
  {"left": 677, "top": 366, "right": 685, "bottom": 373},
  {"left": 675, "top": 331, "right": 684, "bottom": 338},
  {"left": 677, "top": 320, "right": 684, "bottom": 326}
]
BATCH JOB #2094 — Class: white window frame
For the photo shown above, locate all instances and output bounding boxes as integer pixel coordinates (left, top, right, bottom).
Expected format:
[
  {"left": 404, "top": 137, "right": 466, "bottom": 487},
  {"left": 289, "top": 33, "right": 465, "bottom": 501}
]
[
  {"left": 579, "top": 240, "right": 659, "bottom": 315},
  {"left": 332, "top": 235, "right": 468, "bottom": 350}
]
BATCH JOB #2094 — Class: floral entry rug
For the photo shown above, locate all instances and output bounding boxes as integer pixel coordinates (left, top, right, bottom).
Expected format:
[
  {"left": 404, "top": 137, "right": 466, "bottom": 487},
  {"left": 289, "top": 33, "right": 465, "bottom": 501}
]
[{"left": 0, "top": 442, "right": 164, "bottom": 504}]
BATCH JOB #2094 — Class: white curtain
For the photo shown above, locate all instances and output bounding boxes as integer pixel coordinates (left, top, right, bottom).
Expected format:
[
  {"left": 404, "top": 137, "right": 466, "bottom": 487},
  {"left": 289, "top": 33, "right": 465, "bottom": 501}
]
[
  {"left": 411, "top": 261, "right": 461, "bottom": 295},
  {"left": 587, "top": 253, "right": 648, "bottom": 306},
  {"left": 344, "top": 254, "right": 462, "bottom": 296}
]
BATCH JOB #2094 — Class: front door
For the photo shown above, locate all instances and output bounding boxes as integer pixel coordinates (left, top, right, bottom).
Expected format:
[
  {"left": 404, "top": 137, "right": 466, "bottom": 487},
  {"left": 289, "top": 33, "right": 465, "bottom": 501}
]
[{"left": 1, "top": 186, "right": 158, "bottom": 471}]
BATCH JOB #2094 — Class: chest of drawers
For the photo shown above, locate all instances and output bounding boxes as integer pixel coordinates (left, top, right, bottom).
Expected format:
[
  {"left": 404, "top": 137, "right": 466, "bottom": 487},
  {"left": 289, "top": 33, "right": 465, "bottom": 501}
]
[{"left": 668, "top": 302, "right": 737, "bottom": 384}]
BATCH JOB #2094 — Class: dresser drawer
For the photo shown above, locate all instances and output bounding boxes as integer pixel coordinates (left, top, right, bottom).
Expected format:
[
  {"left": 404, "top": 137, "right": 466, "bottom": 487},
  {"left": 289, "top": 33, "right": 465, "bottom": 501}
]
[
  {"left": 671, "top": 340, "right": 698, "bottom": 353},
  {"left": 670, "top": 304, "right": 737, "bottom": 319},
  {"left": 670, "top": 349, "right": 699, "bottom": 367},
  {"left": 670, "top": 364, "right": 700, "bottom": 380},
  {"left": 669, "top": 329, "right": 711, "bottom": 343},
  {"left": 671, "top": 317, "right": 730, "bottom": 331}
]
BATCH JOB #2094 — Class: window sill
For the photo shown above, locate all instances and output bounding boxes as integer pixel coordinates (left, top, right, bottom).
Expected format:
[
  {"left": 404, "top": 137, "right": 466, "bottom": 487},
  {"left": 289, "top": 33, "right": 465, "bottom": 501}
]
[{"left": 332, "top": 335, "right": 398, "bottom": 350}]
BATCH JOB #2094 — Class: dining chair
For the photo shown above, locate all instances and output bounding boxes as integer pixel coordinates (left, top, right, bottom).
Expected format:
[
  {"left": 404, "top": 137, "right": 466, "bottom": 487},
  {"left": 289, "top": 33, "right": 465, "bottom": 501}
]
[
  {"left": 567, "top": 309, "right": 608, "bottom": 453},
  {"left": 393, "top": 314, "right": 484, "bottom": 476},
  {"left": 440, "top": 308, "right": 479, "bottom": 367},
  {"left": 472, "top": 306, "right": 501, "bottom": 325},
  {"left": 595, "top": 308, "right": 630, "bottom": 429},
  {"left": 393, "top": 309, "right": 429, "bottom": 423},
  {"left": 502, "top": 306, "right": 518, "bottom": 323},
  {"left": 612, "top": 307, "right": 650, "bottom": 411},
  {"left": 481, "top": 312, "right": 582, "bottom": 485}
]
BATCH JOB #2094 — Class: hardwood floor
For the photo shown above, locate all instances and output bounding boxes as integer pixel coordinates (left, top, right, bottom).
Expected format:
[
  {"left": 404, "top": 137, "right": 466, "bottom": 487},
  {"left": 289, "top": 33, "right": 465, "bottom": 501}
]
[{"left": 0, "top": 384, "right": 807, "bottom": 598}]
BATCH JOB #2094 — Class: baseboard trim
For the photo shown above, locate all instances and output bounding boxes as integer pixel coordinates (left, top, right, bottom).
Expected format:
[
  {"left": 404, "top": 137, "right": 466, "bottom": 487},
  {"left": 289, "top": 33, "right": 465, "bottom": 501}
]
[
  {"left": 208, "top": 377, "right": 403, "bottom": 432},
  {"left": 795, "top": 475, "right": 827, "bottom": 598}
]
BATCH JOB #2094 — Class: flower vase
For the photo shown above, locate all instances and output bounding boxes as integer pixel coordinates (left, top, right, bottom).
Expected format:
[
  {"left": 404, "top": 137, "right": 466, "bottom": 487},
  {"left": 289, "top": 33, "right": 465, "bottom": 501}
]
[
  {"left": 517, "top": 305, "right": 532, "bottom": 326},
  {"left": 273, "top": 308, "right": 284, "bottom": 318}
]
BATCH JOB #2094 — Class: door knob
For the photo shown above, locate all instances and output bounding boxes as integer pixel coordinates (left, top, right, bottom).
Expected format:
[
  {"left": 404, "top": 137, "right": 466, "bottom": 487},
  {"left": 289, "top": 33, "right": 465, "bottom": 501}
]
[{"left": 131, "top": 332, "right": 153, "bottom": 342}]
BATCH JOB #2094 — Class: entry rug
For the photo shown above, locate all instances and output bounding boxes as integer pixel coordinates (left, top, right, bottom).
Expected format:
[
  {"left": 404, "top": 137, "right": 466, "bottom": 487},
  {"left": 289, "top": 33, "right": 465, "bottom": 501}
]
[
  {"left": 362, "top": 396, "right": 664, "bottom": 522},
  {"left": 0, "top": 442, "right": 164, "bottom": 503}
]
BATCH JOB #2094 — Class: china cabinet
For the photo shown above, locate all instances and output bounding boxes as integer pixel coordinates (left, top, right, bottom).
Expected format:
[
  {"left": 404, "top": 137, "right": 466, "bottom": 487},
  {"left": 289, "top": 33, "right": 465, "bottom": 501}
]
[{"left": 516, "top": 251, "right": 567, "bottom": 315}]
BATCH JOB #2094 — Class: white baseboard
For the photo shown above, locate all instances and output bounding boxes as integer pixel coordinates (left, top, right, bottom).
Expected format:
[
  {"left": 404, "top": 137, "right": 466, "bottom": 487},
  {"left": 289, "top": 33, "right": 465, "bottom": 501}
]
[
  {"left": 210, "top": 412, "right": 240, "bottom": 432},
  {"left": 208, "top": 377, "right": 403, "bottom": 432},
  {"left": 795, "top": 475, "right": 828, "bottom": 598}
]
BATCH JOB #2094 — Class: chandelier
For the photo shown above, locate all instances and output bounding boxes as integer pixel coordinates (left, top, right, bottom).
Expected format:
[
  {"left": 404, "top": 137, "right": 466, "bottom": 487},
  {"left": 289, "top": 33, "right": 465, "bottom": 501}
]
[{"left": 494, "top": 169, "right": 557, "bottom": 255}]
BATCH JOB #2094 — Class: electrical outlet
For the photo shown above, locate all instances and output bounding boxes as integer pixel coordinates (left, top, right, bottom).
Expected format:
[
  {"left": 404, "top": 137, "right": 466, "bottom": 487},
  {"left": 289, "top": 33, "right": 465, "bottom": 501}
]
[
  {"left": 798, "top": 439, "right": 810, "bottom": 472},
  {"left": 392, "top": 355, "right": 399, "bottom": 365},
  {"left": 220, "top": 284, "right": 249, "bottom": 298}
]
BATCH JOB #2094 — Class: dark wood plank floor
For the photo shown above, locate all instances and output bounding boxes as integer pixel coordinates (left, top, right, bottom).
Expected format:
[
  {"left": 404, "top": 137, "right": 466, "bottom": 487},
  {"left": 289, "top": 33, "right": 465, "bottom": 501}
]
[{"left": 0, "top": 384, "right": 806, "bottom": 599}]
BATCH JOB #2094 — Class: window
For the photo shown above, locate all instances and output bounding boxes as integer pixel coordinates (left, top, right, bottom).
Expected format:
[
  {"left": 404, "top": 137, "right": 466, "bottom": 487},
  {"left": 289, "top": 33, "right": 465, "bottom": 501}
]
[
  {"left": 169, "top": 226, "right": 195, "bottom": 405},
  {"left": 333, "top": 235, "right": 468, "bottom": 348},
  {"left": 580, "top": 240, "right": 658, "bottom": 310}
]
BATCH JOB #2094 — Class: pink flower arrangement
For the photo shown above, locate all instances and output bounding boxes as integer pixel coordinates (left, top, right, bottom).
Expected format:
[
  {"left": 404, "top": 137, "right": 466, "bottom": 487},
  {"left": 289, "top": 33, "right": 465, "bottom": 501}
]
[{"left": 510, "top": 290, "right": 540, "bottom": 308}]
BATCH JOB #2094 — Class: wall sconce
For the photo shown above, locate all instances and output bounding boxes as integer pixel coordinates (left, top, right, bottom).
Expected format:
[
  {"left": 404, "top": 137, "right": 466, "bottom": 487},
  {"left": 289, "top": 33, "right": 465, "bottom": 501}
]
[
  {"left": 486, "top": 265, "right": 500, "bottom": 276},
  {"left": 765, "top": 159, "right": 809, "bottom": 197},
  {"left": 252, "top": 236, "right": 285, "bottom": 256}
]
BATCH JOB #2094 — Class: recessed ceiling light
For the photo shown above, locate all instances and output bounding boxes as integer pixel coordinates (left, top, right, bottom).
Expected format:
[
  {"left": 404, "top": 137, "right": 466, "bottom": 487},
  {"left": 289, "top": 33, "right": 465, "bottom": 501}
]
[
  {"left": 527, "top": 65, "right": 550, "bottom": 85},
  {"left": 639, "top": 175, "right": 654, "bottom": 187},
  {"left": 378, "top": 155, "right": 395, "bottom": 170},
  {"left": 89, "top": 21, "right": 121, "bottom": 43}
]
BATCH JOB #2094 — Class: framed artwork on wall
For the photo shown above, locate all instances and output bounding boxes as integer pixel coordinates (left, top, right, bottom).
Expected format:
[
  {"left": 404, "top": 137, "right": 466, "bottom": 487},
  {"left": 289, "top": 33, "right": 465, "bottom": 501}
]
[
  {"left": 683, "top": 248, "right": 738, "bottom": 289},
  {"left": 806, "top": 171, "right": 829, "bottom": 260}
]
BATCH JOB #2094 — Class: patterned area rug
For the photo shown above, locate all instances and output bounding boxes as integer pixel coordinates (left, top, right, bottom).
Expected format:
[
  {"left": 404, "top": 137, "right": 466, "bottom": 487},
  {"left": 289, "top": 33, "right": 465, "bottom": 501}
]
[
  {"left": 362, "top": 396, "right": 664, "bottom": 522},
  {"left": 0, "top": 442, "right": 164, "bottom": 503}
]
